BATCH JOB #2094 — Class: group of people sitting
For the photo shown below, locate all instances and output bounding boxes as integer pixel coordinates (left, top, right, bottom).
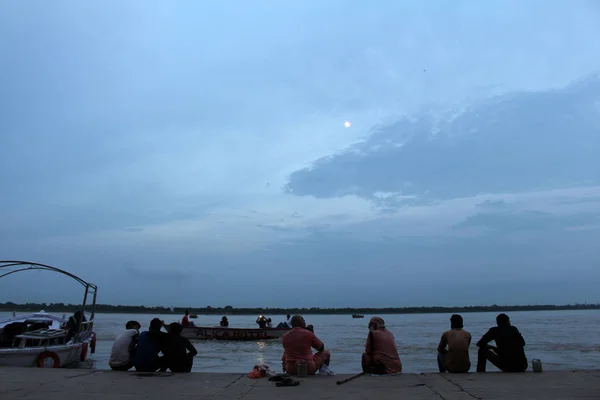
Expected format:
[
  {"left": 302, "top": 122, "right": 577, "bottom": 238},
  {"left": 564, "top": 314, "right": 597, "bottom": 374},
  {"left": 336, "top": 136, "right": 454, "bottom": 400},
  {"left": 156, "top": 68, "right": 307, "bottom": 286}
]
[
  {"left": 281, "top": 313, "right": 528, "bottom": 376},
  {"left": 109, "top": 318, "right": 197, "bottom": 373},
  {"left": 108, "top": 312, "right": 527, "bottom": 375}
]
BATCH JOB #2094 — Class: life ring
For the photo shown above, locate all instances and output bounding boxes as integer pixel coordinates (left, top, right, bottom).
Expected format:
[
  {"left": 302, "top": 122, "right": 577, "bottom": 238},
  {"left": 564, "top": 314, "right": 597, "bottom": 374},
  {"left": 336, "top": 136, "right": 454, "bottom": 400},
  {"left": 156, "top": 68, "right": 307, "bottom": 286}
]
[
  {"left": 80, "top": 342, "right": 89, "bottom": 361},
  {"left": 37, "top": 351, "right": 60, "bottom": 368},
  {"left": 90, "top": 333, "right": 96, "bottom": 354}
]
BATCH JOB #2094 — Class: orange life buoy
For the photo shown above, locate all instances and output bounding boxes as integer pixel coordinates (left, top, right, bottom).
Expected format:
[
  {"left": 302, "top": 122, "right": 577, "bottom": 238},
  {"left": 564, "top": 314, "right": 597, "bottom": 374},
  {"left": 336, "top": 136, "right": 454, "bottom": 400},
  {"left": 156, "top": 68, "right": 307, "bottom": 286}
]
[
  {"left": 80, "top": 342, "right": 89, "bottom": 361},
  {"left": 37, "top": 351, "right": 60, "bottom": 368},
  {"left": 90, "top": 333, "right": 96, "bottom": 354}
]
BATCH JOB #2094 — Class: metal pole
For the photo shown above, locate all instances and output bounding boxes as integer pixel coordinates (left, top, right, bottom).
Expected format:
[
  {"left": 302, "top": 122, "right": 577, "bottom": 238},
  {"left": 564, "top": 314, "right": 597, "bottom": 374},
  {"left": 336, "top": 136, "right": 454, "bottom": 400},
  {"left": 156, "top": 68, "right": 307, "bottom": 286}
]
[{"left": 79, "top": 284, "right": 89, "bottom": 338}]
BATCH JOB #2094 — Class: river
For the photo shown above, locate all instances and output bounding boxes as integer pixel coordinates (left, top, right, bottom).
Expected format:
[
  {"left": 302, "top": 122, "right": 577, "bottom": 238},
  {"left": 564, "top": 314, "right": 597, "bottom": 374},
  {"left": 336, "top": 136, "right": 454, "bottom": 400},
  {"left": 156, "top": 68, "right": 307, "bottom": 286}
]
[{"left": 2, "top": 310, "right": 599, "bottom": 373}]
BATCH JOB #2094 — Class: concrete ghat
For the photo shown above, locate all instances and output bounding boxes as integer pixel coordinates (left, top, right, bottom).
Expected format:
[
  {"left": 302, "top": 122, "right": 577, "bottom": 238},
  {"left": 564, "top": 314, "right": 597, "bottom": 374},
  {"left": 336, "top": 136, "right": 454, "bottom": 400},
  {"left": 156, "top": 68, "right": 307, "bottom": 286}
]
[{"left": 1, "top": 368, "right": 599, "bottom": 400}]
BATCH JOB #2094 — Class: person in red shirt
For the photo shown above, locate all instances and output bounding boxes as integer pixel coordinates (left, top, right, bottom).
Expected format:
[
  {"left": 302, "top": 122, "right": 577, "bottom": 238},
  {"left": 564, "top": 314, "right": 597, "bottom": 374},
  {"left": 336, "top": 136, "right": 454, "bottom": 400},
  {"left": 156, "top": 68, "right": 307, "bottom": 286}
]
[
  {"left": 361, "top": 317, "right": 402, "bottom": 374},
  {"left": 281, "top": 315, "right": 330, "bottom": 375},
  {"left": 181, "top": 310, "right": 195, "bottom": 327}
]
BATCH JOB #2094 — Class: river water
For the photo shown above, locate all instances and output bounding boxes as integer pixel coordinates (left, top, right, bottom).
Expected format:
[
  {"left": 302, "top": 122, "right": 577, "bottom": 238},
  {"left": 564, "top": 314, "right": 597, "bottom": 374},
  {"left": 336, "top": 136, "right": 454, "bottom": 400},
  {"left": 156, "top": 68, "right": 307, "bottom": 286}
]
[{"left": 2, "top": 310, "right": 599, "bottom": 373}]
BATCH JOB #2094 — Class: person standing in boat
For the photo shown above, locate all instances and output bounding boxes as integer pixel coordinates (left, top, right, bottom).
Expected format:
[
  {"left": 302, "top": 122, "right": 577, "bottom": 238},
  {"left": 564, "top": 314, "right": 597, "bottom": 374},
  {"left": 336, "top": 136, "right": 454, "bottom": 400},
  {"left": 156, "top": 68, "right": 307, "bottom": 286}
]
[
  {"left": 437, "top": 314, "right": 471, "bottom": 373},
  {"left": 109, "top": 320, "right": 141, "bottom": 371},
  {"left": 281, "top": 315, "right": 331, "bottom": 375},
  {"left": 161, "top": 322, "right": 198, "bottom": 372},
  {"left": 361, "top": 317, "right": 402, "bottom": 374}
]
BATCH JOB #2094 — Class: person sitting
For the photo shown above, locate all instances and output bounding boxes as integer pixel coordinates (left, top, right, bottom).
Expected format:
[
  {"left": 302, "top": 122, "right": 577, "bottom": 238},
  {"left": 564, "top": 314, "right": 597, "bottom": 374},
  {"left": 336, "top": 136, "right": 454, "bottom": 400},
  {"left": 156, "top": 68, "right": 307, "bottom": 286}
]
[
  {"left": 220, "top": 316, "right": 229, "bottom": 327},
  {"left": 437, "top": 314, "right": 471, "bottom": 373},
  {"left": 256, "top": 315, "right": 267, "bottom": 329},
  {"left": 162, "top": 322, "right": 198, "bottom": 372},
  {"left": 285, "top": 314, "right": 292, "bottom": 328},
  {"left": 181, "top": 310, "right": 195, "bottom": 327},
  {"left": 266, "top": 318, "right": 273, "bottom": 328},
  {"left": 65, "top": 311, "right": 87, "bottom": 342},
  {"left": 0, "top": 322, "right": 26, "bottom": 347},
  {"left": 133, "top": 318, "right": 167, "bottom": 372},
  {"left": 361, "top": 317, "right": 402, "bottom": 374},
  {"left": 281, "top": 315, "right": 331, "bottom": 375},
  {"left": 109, "top": 321, "right": 141, "bottom": 371},
  {"left": 476, "top": 313, "right": 528, "bottom": 372}
]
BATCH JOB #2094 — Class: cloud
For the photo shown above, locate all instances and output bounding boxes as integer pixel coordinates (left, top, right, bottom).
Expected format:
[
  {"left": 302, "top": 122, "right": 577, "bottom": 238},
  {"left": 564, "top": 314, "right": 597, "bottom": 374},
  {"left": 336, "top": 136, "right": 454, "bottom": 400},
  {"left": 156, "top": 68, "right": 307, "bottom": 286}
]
[{"left": 1, "top": 1, "right": 600, "bottom": 306}]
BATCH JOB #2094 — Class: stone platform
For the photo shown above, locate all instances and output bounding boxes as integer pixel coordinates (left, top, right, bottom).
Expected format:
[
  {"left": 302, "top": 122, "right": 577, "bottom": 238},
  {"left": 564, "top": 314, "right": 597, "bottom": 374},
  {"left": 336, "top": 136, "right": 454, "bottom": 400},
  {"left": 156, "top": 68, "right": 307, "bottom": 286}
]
[{"left": 1, "top": 367, "right": 599, "bottom": 399}]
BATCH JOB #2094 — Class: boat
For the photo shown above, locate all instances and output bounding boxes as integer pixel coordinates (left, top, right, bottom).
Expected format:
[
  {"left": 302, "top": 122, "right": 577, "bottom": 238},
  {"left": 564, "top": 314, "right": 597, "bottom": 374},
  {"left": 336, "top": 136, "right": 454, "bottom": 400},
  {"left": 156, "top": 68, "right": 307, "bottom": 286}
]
[
  {"left": 0, "top": 260, "right": 98, "bottom": 368},
  {"left": 352, "top": 314, "right": 364, "bottom": 318},
  {"left": 181, "top": 326, "right": 289, "bottom": 341},
  {"left": 189, "top": 314, "right": 198, "bottom": 319}
]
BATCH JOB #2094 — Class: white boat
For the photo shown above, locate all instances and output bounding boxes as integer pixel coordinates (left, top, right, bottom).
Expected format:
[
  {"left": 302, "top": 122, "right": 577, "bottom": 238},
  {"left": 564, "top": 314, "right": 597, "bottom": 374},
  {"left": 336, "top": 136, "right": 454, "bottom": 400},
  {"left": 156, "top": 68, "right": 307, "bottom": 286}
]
[{"left": 0, "top": 261, "right": 98, "bottom": 368}]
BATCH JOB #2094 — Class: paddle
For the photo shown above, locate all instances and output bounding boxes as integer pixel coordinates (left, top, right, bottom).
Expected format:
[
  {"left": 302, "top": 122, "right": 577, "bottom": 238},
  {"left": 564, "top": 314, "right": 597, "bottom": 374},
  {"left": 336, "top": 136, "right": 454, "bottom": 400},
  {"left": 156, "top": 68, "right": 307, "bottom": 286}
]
[{"left": 336, "top": 372, "right": 365, "bottom": 385}]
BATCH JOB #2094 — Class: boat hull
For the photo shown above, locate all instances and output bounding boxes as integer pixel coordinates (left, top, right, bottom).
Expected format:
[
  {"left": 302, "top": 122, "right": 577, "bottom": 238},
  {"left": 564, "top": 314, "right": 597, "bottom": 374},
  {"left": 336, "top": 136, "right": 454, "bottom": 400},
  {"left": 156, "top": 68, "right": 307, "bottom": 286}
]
[
  {"left": 0, "top": 342, "right": 85, "bottom": 368},
  {"left": 182, "top": 326, "right": 289, "bottom": 341}
]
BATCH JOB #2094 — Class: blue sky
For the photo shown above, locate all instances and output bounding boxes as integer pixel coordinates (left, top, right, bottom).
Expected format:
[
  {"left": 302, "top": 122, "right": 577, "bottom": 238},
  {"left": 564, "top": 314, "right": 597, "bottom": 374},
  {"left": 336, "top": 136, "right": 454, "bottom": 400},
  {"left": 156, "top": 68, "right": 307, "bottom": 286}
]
[{"left": 1, "top": 1, "right": 600, "bottom": 308}]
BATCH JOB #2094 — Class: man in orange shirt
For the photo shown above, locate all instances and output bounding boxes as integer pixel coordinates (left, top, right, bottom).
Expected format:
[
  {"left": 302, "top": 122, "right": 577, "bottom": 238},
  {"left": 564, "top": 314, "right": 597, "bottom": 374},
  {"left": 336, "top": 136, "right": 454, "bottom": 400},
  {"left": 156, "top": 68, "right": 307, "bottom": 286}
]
[
  {"left": 361, "top": 317, "right": 402, "bottom": 374},
  {"left": 281, "top": 315, "right": 330, "bottom": 375},
  {"left": 437, "top": 314, "right": 472, "bottom": 373}
]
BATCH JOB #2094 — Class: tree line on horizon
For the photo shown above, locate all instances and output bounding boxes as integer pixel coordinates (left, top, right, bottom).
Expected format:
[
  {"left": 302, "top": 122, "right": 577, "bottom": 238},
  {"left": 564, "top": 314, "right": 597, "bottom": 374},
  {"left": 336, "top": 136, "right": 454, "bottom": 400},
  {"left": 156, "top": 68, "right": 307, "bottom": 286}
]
[{"left": 1, "top": 302, "right": 599, "bottom": 315}]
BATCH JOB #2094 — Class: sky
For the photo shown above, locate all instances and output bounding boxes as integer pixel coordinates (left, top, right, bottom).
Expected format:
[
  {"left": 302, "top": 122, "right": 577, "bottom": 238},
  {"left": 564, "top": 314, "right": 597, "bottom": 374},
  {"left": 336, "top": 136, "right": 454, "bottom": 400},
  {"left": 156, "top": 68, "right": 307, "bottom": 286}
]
[{"left": 1, "top": 1, "right": 600, "bottom": 308}]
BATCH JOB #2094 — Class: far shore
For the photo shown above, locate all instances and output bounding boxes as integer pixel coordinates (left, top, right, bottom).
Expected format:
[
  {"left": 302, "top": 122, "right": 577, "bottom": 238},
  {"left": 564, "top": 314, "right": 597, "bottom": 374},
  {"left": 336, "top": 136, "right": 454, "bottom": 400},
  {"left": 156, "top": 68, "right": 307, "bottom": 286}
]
[{"left": 1, "top": 303, "right": 599, "bottom": 316}]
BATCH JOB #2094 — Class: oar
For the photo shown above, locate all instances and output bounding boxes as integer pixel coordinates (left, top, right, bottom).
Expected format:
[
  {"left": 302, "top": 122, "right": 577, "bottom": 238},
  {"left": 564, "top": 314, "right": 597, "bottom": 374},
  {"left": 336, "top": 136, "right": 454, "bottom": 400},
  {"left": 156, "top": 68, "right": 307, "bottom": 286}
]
[{"left": 336, "top": 372, "right": 365, "bottom": 385}]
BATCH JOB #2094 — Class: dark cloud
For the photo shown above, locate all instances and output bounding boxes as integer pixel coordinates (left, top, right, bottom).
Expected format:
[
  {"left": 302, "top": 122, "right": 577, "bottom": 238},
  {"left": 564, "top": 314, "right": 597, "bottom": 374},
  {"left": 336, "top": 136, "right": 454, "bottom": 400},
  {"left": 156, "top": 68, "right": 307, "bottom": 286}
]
[{"left": 285, "top": 75, "right": 600, "bottom": 203}]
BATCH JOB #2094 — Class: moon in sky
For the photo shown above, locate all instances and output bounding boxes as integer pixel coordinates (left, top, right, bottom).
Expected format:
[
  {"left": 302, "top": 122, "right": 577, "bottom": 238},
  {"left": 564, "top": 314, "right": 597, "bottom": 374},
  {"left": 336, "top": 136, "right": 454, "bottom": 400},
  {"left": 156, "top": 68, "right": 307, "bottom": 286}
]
[{"left": 344, "top": 121, "right": 351, "bottom": 128}]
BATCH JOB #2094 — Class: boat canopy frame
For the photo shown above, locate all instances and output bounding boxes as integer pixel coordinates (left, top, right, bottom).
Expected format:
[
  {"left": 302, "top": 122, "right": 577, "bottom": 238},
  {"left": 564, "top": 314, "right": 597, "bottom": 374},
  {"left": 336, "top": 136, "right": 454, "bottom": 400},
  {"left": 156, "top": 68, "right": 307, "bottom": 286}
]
[{"left": 0, "top": 260, "right": 98, "bottom": 332}]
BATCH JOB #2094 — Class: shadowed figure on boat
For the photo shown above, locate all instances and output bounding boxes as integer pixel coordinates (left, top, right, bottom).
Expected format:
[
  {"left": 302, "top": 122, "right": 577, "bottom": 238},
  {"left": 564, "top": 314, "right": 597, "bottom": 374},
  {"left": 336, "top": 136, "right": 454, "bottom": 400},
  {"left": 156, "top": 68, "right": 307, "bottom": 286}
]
[
  {"left": 361, "top": 317, "right": 402, "bottom": 374},
  {"left": 437, "top": 314, "right": 471, "bottom": 373},
  {"left": 281, "top": 315, "right": 330, "bottom": 375},
  {"left": 476, "top": 313, "right": 528, "bottom": 372}
]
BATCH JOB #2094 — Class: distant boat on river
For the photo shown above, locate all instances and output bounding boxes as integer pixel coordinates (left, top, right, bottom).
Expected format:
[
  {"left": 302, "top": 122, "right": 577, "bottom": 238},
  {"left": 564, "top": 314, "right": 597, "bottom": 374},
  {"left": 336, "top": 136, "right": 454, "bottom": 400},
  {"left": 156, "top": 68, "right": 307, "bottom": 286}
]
[{"left": 352, "top": 314, "right": 364, "bottom": 318}]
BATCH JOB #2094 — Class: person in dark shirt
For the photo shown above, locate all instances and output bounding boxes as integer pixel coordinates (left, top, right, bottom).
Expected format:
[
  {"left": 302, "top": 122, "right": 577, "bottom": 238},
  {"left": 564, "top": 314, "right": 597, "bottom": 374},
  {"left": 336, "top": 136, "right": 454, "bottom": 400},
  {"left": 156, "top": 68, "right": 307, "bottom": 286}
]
[
  {"left": 220, "top": 316, "right": 229, "bottom": 327},
  {"left": 256, "top": 315, "right": 268, "bottom": 329},
  {"left": 162, "top": 322, "right": 198, "bottom": 372},
  {"left": 133, "top": 318, "right": 167, "bottom": 372},
  {"left": 476, "top": 313, "right": 527, "bottom": 372}
]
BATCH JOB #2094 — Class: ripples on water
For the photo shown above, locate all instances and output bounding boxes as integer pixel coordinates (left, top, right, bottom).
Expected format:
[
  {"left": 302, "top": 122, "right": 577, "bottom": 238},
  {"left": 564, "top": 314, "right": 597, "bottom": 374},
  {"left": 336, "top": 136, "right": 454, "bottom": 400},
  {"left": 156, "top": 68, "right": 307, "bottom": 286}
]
[{"left": 3, "top": 310, "right": 598, "bottom": 373}]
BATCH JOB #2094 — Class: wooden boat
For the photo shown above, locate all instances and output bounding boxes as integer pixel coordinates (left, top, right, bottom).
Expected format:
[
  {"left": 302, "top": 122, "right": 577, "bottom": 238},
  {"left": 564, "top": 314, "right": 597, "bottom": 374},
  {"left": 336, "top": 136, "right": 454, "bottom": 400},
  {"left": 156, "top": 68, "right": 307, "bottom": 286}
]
[
  {"left": 0, "top": 261, "right": 98, "bottom": 368},
  {"left": 181, "top": 326, "right": 289, "bottom": 341},
  {"left": 352, "top": 314, "right": 364, "bottom": 318},
  {"left": 189, "top": 314, "right": 198, "bottom": 319}
]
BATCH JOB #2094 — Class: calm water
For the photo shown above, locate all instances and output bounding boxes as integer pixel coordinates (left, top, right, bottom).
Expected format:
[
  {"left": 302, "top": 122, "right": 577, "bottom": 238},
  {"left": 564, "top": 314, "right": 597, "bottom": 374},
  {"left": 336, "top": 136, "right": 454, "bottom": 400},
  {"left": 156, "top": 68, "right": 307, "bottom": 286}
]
[{"left": 2, "top": 310, "right": 599, "bottom": 373}]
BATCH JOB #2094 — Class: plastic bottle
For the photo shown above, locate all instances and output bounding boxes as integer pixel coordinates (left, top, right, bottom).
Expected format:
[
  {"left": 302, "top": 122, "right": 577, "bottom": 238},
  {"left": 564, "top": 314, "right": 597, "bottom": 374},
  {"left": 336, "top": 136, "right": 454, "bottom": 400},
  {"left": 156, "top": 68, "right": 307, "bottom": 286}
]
[{"left": 532, "top": 359, "right": 543, "bottom": 373}]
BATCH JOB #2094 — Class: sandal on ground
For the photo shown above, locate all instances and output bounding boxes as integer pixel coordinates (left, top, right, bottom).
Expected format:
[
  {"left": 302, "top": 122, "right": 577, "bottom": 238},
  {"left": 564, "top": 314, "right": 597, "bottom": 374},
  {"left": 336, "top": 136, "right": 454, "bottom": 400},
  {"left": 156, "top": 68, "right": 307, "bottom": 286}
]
[
  {"left": 268, "top": 374, "right": 289, "bottom": 382},
  {"left": 276, "top": 377, "right": 300, "bottom": 387}
]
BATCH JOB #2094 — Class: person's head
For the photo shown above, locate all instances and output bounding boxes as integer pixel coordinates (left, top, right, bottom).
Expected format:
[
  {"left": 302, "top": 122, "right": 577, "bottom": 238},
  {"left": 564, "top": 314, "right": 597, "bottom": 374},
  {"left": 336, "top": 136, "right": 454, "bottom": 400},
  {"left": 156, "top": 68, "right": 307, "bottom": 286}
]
[
  {"left": 149, "top": 318, "right": 163, "bottom": 332},
  {"left": 450, "top": 314, "right": 464, "bottom": 329},
  {"left": 291, "top": 315, "right": 306, "bottom": 328},
  {"left": 368, "top": 317, "right": 385, "bottom": 331},
  {"left": 286, "top": 314, "right": 291, "bottom": 319},
  {"left": 306, "top": 324, "right": 314, "bottom": 333},
  {"left": 126, "top": 320, "right": 141, "bottom": 330},
  {"left": 168, "top": 322, "right": 183, "bottom": 336},
  {"left": 222, "top": 316, "right": 227, "bottom": 321},
  {"left": 267, "top": 318, "right": 272, "bottom": 323},
  {"left": 496, "top": 313, "right": 510, "bottom": 327},
  {"left": 185, "top": 310, "right": 189, "bottom": 316}
]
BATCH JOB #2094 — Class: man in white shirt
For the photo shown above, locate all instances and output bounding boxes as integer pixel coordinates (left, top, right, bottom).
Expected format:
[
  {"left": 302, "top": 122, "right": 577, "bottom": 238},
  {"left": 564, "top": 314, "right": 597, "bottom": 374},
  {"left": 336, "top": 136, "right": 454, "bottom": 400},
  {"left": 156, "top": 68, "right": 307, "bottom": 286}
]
[{"left": 109, "top": 321, "right": 141, "bottom": 371}]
